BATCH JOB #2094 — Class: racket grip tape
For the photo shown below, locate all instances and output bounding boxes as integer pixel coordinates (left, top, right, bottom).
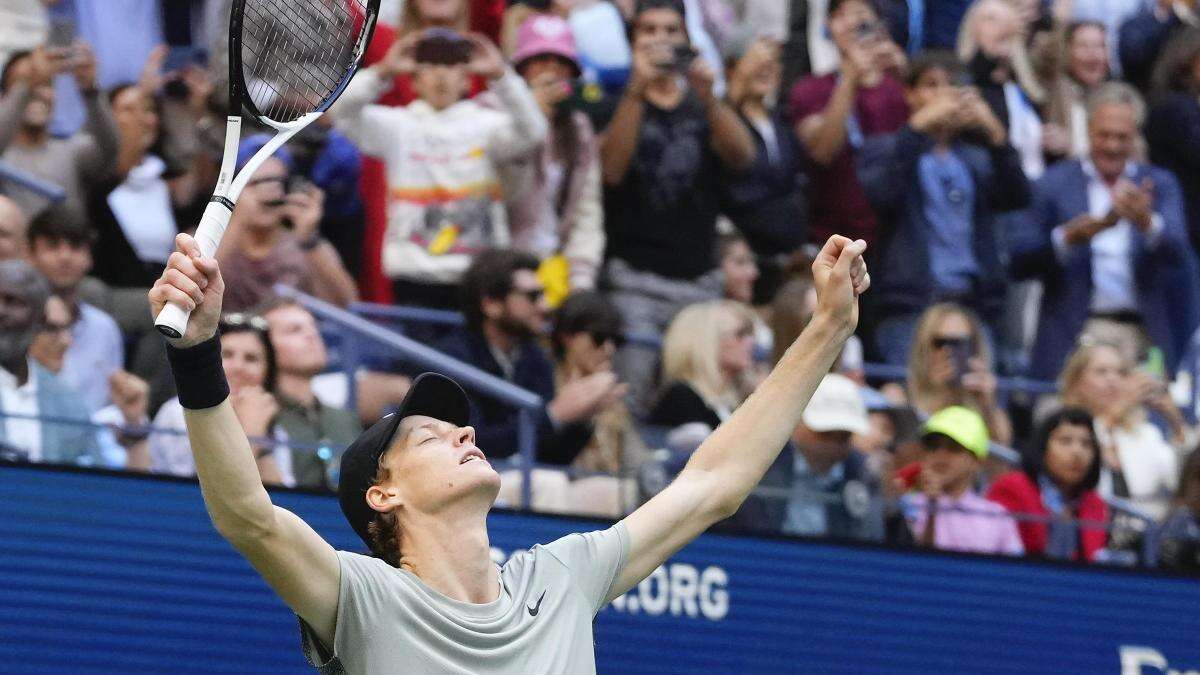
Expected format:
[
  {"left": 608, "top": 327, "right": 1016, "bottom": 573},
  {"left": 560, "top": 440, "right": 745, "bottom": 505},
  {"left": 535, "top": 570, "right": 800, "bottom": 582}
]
[{"left": 154, "top": 200, "right": 233, "bottom": 339}]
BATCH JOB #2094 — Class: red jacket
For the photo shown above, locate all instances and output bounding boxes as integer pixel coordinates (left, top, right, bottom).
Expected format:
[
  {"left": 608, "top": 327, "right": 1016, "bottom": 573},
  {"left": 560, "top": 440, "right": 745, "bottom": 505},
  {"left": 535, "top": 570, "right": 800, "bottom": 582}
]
[{"left": 986, "top": 471, "right": 1108, "bottom": 562}]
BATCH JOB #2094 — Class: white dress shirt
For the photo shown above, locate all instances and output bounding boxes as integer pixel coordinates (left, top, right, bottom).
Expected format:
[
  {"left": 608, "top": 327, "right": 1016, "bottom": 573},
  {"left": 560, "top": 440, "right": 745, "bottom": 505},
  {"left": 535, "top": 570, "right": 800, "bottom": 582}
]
[
  {"left": 1051, "top": 160, "right": 1165, "bottom": 313},
  {"left": 0, "top": 360, "right": 41, "bottom": 462}
]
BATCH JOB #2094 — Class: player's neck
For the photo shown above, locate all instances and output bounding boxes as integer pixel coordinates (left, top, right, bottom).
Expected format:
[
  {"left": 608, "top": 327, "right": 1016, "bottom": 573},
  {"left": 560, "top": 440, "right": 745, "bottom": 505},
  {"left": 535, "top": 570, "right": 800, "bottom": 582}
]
[{"left": 398, "top": 507, "right": 498, "bottom": 605}]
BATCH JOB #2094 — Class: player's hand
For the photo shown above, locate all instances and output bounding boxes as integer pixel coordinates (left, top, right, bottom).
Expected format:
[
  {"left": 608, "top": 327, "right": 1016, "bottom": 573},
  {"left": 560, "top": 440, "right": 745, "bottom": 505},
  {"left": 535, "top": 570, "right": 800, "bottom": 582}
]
[
  {"left": 811, "top": 235, "right": 869, "bottom": 335},
  {"left": 149, "top": 233, "right": 225, "bottom": 348}
]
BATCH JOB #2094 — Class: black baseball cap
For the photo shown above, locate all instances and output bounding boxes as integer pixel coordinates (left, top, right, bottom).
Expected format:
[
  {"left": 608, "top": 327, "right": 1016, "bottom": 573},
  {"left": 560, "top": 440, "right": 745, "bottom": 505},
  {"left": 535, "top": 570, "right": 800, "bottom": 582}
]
[{"left": 337, "top": 372, "right": 472, "bottom": 549}]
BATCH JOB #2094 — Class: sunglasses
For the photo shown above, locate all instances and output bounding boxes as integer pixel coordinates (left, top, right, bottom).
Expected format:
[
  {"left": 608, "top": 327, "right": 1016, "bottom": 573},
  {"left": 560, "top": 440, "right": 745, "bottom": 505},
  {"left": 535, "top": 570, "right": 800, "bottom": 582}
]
[
  {"left": 588, "top": 330, "right": 626, "bottom": 348},
  {"left": 931, "top": 336, "right": 973, "bottom": 350},
  {"left": 221, "top": 312, "right": 271, "bottom": 333}
]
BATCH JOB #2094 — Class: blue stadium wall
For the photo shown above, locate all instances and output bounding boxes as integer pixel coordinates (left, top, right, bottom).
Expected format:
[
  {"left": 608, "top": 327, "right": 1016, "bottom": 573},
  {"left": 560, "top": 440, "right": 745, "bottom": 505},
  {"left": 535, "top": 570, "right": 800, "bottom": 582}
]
[{"left": 2, "top": 463, "right": 1198, "bottom": 674}]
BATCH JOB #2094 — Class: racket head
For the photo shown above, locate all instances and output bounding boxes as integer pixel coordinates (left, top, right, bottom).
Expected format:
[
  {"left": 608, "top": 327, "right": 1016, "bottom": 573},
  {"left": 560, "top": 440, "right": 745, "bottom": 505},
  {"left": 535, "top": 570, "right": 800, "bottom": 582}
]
[{"left": 229, "top": 0, "right": 380, "bottom": 127}]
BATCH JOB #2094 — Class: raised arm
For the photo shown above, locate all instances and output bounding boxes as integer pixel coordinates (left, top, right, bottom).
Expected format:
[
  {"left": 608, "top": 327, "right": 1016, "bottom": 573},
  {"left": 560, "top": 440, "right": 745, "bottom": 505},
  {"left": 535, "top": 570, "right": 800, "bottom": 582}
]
[
  {"left": 148, "top": 233, "right": 341, "bottom": 648},
  {"left": 607, "top": 235, "right": 870, "bottom": 601}
]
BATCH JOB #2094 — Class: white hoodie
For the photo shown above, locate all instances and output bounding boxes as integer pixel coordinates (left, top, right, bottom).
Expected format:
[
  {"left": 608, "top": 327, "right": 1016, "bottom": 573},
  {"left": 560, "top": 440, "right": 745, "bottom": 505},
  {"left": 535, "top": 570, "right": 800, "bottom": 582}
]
[{"left": 332, "top": 67, "right": 548, "bottom": 284}]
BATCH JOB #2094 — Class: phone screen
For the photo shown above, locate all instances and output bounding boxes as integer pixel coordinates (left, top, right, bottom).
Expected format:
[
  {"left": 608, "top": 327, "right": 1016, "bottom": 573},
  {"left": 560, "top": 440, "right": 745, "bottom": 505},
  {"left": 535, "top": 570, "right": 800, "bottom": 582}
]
[{"left": 47, "top": 17, "right": 77, "bottom": 48}]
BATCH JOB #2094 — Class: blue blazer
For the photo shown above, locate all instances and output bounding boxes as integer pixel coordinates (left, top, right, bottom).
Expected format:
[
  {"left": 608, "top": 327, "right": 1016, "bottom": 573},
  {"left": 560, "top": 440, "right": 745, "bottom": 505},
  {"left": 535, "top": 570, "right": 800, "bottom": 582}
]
[
  {"left": 1010, "top": 160, "right": 1200, "bottom": 379},
  {"left": 0, "top": 363, "right": 99, "bottom": 465}
]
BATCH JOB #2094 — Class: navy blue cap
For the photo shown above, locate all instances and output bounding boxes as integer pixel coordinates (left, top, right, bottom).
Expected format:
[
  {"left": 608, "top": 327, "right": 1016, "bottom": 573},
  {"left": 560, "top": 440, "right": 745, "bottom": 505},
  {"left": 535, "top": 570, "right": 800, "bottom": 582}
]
[{"left": 337, "top": 373, "right": 471, "bottom": 549}]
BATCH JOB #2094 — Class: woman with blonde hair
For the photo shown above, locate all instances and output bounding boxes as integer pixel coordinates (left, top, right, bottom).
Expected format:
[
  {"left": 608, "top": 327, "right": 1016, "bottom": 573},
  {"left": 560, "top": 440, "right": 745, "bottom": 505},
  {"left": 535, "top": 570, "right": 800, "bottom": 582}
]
[
  {"left": 1058, "top": 340, "right": 1189, "bottom": 519},
  {"left": 906, "top": 303, "right": 1013, "bottom": 445},
  {"left": 649, "top": 300, "right": 758, "bottom": 432},
  {"left": 957, "top": 0, "right": 1046, "bottom": 178}
]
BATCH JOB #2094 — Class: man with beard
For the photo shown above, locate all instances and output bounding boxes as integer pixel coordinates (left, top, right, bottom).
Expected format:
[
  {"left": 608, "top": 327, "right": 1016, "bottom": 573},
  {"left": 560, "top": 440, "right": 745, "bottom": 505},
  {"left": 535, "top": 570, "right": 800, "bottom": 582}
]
[
  {"left": 0, "top": 259, "right": 98, "bottom": 464},
  {"left": 259, "top": 297, "right": 362, "bottom": 490},
  {"left": 0, "top": 43, "right": 118, "bottom": 221},
  {"left": 436, "top": 249, "right": 624, "bottom": 464}
]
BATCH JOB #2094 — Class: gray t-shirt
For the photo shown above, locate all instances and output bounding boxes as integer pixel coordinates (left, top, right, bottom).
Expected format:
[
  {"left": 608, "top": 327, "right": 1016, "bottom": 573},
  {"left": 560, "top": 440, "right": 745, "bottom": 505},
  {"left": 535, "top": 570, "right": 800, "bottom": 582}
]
[{"left": 299, "top": 523, "right": 630, "bottom": 674}]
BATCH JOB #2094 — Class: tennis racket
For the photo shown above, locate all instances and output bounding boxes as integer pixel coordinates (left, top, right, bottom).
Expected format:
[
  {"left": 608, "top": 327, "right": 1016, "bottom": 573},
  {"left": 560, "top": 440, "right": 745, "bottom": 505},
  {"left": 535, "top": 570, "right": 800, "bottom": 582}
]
[{"left": 155, "top": 0, "right": 380, "bottom": 338}]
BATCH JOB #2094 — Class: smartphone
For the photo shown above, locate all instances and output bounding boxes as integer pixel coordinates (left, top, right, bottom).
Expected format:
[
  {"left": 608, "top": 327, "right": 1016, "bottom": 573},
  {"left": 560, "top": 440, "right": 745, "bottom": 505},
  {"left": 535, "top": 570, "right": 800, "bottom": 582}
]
[
  {"left": 672, "top": 44, "right": 698, "bottom": 73},
  {"left": 854, "top": 20, "right": 879, "bottom": 43},
  {"left": 950, "top": 70, "right": 974, "bottom": 88},
  {"left": 414, "top": 29, "right": 472, "bottom": 66},
  {"left": 946, "top": 339, "right": 973, "bottom": 385},
  {"left": 47, "top": 16, "right": 77, "bottom": 48}
]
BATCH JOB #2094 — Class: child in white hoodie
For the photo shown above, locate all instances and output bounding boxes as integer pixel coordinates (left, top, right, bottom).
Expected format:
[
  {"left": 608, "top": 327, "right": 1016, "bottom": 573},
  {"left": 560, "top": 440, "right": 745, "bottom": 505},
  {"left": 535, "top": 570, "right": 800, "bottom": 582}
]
[{"left": 331, "top": 29, "right": 547, "bottom": 307}]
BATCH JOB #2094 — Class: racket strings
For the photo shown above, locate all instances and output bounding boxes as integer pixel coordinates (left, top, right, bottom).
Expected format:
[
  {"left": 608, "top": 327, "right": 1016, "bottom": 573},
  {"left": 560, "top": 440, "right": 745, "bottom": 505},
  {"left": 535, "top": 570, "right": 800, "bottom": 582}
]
[{"left": 239, "top": 0, "right": 370, "bottom": 123}]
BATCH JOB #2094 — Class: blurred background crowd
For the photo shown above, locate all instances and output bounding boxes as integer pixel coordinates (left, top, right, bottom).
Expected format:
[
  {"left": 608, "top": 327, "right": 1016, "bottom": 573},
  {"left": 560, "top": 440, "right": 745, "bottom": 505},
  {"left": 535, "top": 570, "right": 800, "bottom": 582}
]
[{"left": 1, "top": 0, "right": 1199, "bottom": 573}]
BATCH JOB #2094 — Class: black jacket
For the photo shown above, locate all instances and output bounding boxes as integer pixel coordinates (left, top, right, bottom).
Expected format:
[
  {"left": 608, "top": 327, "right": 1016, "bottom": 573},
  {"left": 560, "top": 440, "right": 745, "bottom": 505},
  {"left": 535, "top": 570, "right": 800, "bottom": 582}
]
[{"left": 435, "top": 330, "right": 591, "bottom": 465}]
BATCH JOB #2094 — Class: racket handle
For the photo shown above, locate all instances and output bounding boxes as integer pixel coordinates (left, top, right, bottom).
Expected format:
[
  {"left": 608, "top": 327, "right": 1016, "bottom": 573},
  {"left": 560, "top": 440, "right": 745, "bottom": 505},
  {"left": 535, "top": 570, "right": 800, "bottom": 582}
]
[{"left": 154, "top": 201, "right": 233, "bottom": 339}]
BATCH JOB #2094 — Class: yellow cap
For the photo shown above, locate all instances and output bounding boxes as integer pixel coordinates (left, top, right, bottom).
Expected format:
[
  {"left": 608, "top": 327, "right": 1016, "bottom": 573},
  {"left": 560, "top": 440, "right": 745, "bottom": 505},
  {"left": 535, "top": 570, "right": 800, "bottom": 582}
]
[{"left": 921, "top": 406, "right": 990, "bottom": 460}]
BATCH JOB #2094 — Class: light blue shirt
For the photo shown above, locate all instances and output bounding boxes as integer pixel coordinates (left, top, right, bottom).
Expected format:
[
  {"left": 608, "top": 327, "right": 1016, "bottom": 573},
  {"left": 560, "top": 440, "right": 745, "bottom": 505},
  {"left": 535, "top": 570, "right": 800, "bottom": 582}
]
[
  {"left": 783, "top": 451, "right": 845, "bottom": 537},
  {"left": 919, "top": 149, "right": 979, "bottom": 295},
  {"left": 60, "top": 302, "right": 124, "bottom": 413}
]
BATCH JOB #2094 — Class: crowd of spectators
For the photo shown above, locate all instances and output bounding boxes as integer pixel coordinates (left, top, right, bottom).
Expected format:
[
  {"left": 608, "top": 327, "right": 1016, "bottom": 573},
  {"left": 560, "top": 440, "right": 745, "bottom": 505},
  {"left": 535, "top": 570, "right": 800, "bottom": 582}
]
[{"left": 2, "top": 0, "right": 1200, "bottom": 573}]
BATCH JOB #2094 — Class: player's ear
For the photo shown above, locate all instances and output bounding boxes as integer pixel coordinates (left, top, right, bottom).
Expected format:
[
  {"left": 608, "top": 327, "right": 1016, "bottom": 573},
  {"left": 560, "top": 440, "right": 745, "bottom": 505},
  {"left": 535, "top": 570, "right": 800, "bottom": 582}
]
[{"left": 366, "top": 484, "right": 403, "bottom": 513}]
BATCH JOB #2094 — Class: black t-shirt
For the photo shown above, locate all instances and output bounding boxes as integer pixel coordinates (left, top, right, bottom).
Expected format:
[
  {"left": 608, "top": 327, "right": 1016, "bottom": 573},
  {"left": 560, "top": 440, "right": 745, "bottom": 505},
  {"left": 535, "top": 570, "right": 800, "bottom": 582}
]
[
  {"left": 603, "top": 92, "right": 721, "bottom": 280},
  {"left": 648, "top": 381, "right": 722, "bottom": 430}
]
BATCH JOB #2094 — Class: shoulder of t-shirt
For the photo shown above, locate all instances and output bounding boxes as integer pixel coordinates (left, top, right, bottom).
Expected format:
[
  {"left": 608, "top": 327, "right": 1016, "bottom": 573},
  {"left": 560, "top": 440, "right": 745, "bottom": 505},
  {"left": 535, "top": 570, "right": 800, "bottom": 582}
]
[
  {"left": 336, "top": 549, "right": 397, "bottom": 580},
  {"left": 536, "top": 521, "right": 630, "bottom": 572}
]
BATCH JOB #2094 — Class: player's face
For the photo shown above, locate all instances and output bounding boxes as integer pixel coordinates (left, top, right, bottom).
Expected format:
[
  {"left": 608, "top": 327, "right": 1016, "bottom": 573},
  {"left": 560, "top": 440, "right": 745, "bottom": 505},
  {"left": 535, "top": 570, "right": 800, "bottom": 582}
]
[{"left": 378, "top": 415, "right": 500, "bottom": 515}]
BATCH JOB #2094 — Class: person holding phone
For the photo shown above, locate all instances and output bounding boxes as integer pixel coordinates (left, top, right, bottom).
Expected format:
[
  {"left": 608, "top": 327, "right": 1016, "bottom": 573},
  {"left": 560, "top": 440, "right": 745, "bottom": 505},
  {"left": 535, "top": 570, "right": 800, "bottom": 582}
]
[
  {"left": 331, "top": 28, "right": 547, "bottom": 311},
  {"left": 216, "top": 136, "right": 359, "bottom": 313},
  {"left": 598, "top": 0, "right": 755, "bottom": 409},
  {"left": 789, "top": 0, "right": 908, "bottom": 251},
  {"left": 863, "top": 51, "right": 1030, "bottom": 381},
  {"left": 903, "top": 303, "right": 1014, "bottom": 446},
  {"left": 504, "top": 14, "right": 605, "bottom": 293},
  {"left": 0, "top": 41, "right": 118, "bottom": 222}
]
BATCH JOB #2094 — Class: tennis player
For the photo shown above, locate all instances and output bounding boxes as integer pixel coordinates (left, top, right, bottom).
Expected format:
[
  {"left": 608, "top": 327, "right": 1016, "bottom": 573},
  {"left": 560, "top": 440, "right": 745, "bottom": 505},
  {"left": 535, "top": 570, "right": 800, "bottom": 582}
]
[{"left": 149, "top": 231, "right": 869, "bottom": 673}]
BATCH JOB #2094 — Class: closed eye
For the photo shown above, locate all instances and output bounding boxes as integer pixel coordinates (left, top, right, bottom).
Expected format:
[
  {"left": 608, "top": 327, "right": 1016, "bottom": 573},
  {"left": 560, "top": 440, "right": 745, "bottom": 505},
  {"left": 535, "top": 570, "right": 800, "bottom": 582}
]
[{"left": 419, "top": 434, "right": 437, "bottom": 445}]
